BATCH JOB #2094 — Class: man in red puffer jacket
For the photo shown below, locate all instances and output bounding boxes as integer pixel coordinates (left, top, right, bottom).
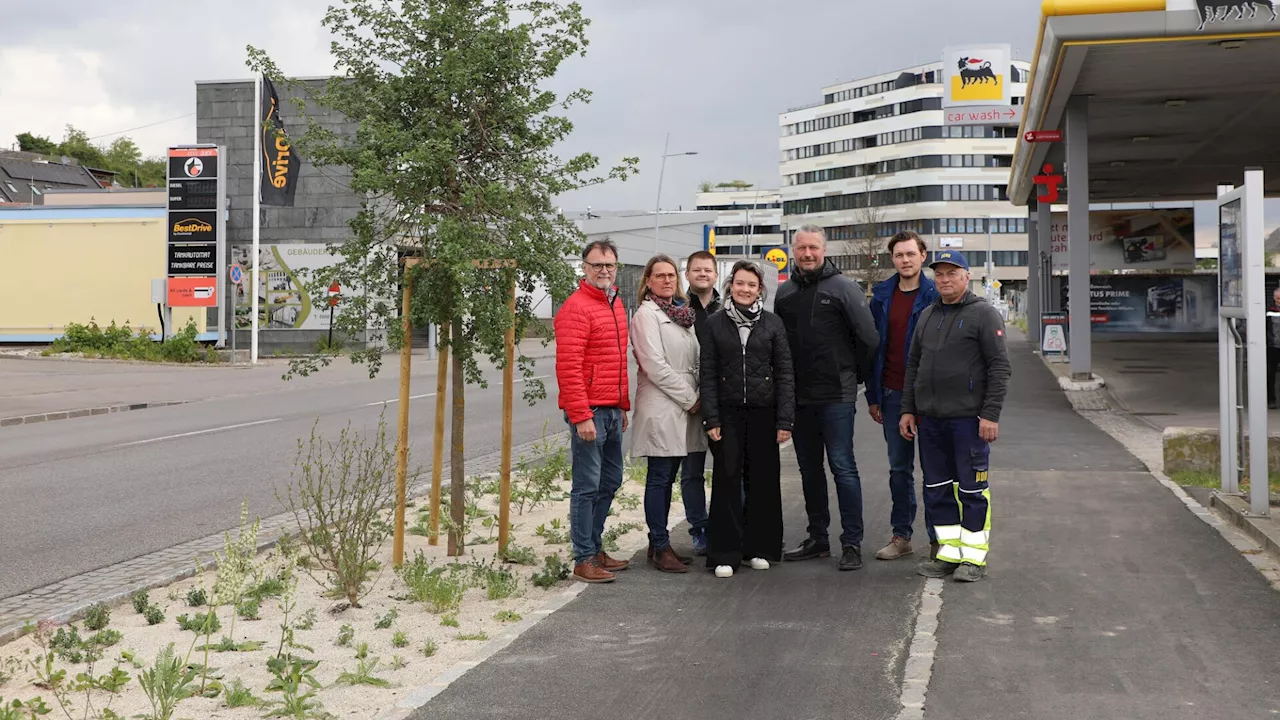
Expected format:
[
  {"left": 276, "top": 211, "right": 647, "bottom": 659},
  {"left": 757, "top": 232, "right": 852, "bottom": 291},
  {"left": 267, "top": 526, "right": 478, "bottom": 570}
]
[{"left": 556, "top": 239, "right": 631, "bottom": 584}]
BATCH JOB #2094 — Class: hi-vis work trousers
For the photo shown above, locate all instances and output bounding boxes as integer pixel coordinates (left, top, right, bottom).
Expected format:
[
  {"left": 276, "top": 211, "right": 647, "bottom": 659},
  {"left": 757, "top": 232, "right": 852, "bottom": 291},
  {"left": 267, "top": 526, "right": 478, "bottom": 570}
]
[{"left": 918, "top": 416, "right": 991, "bottom": 566}]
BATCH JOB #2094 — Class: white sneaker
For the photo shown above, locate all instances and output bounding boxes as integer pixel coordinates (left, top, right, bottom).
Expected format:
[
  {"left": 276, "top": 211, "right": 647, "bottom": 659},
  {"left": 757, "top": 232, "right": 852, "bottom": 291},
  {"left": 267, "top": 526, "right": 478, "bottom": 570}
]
[
  {"left": 714, "top": 565, "right": 734, "bottom": 578},
  {"left": 748, "top": 558, "right": 770, "bottom": 570}
]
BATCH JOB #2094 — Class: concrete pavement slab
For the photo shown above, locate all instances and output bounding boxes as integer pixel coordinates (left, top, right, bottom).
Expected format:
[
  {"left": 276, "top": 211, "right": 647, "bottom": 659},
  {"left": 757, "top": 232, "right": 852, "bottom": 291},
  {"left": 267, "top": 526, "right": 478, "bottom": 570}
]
[
  {"left": 925, "top": 331, "right": 1280, "bottom": 719},
  {"left": 408, "top": 412, "right": 922, "bottom": 720}
]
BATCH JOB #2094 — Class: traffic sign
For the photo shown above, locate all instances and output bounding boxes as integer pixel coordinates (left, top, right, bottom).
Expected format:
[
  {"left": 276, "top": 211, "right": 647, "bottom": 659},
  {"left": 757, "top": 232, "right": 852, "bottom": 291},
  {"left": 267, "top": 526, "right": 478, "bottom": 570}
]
[
  {"left": 328, "top": 281, "right": 341, "bottom": 307},
  {"left": 1024, "top": 130, "right": 1063, "bottom": 143},
  {"left": 229, "top": 263, "right": 244, "bottom": 285}
]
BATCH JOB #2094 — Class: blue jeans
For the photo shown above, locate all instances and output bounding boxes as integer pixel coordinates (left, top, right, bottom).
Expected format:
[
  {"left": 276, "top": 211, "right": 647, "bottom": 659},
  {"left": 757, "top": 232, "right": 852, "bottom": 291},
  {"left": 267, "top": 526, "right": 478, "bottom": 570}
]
[
  {"left": 793, "top": 402, "right": 864, "bottom": 548},
  {"left": 644, "top": 456, "right": 684, "bottom": 549},
  {"left": 880, "top": 388, "right": 934, "bottom": 542},
  {"left": 568, "top": 407, "right": 625, "bottom": 564},
  {"left": 680, "top": 451, "right": 710, "bottom": 536}
]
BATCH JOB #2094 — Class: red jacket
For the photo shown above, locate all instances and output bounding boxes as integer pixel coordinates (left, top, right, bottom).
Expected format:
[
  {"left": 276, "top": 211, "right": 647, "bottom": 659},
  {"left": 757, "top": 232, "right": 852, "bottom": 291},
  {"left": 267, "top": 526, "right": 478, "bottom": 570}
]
[{"left": 555, "top": 280, "right": 630, "bottom": 424}]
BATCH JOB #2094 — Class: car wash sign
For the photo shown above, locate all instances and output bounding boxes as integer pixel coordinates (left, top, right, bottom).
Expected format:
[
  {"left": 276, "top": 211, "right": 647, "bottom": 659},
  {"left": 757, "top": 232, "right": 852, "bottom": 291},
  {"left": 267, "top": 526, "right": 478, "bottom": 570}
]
[
  {"left": 166, "top": 145, "right": 225, "bottom": 307},
  {"left": 941, "top": 44, "right": 1020, "bottom": 126}
]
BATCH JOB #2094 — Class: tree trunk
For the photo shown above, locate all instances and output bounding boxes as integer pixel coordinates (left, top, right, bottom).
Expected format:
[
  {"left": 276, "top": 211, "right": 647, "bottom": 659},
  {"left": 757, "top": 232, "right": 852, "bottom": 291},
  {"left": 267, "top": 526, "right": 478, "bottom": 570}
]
[{"left": 448, "top": 316, "right": 467, "bottom": 556}]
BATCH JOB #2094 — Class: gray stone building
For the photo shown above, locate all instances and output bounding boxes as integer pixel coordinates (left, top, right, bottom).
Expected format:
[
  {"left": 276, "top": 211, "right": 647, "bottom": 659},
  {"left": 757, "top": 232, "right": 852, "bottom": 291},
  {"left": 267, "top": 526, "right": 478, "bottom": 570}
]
[{"left": 195, "top": 77, "right": 365, "bottom": 351}]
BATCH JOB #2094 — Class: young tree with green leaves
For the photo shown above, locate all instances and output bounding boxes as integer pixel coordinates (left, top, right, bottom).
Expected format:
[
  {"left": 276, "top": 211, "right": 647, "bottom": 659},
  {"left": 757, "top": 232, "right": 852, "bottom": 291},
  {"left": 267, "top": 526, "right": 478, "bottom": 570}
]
[{"left": 247, "top": 0, "right": 637, "bottom": 552}]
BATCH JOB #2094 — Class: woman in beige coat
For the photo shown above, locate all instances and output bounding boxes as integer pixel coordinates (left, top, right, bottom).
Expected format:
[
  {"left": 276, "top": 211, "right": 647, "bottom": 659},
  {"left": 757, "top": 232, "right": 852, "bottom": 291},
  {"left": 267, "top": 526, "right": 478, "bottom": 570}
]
[{"left": 630, "top": 254, "right": 708, "bottom": 574}]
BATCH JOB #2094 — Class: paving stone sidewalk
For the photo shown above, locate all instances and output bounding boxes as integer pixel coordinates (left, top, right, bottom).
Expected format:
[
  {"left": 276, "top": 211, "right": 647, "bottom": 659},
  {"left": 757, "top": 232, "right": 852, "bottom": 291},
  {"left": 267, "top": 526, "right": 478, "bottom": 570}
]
[{"left": 0, "top": 432, "right": 567, "bottom": 644}]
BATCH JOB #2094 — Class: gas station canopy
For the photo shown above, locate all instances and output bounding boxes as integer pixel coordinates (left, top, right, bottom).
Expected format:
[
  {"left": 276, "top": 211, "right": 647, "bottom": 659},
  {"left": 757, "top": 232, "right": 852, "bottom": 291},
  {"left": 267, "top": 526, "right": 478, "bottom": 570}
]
[{"left": 1010, "top": 0, "right": 1280, "bottom": 205}]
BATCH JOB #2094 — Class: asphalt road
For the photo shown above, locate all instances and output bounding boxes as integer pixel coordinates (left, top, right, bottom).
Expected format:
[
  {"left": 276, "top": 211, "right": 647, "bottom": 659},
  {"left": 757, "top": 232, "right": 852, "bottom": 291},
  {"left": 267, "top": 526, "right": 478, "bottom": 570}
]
[{"left": 0, "top": 363, "right": 567, "bottom": 600}]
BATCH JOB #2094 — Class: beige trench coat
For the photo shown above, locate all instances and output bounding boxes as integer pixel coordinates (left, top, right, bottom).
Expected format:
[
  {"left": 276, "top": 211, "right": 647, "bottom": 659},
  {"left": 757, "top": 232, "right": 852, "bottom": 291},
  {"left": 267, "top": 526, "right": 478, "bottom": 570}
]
[{"left": 629, "top": 299, "right": 708, "bottom": 458}]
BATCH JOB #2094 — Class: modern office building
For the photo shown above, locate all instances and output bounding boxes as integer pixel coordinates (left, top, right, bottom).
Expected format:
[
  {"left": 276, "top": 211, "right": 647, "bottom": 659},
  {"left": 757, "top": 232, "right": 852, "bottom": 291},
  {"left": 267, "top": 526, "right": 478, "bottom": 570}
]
[
  {"left": 694, "top": 188, "right": 783, "bottom": 259},
  {"left": 779, "top": 59, "right": 1032, "bottom": 291}
]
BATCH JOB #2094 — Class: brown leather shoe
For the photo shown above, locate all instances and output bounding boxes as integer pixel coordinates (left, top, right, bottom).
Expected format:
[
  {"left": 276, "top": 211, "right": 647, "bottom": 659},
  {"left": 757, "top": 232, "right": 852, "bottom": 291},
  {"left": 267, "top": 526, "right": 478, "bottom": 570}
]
[
  {"left": 648, "top": 545, "right": 693, "bottom": 565},
  {"left": 648, "top": 546, "right": 689, "bottom": 573},
  {"left": 598, "top": 551, "right": 630, "bottom": 572},
  {"left": 573, "top": 558, "right": 616, "bottom": 583}
]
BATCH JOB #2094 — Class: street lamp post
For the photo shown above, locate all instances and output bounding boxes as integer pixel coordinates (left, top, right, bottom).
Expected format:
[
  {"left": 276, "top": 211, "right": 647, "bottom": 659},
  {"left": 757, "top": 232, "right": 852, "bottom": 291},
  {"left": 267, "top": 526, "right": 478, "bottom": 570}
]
[{"left": 652, "top": 132, "right": 699, "bottom": 253}]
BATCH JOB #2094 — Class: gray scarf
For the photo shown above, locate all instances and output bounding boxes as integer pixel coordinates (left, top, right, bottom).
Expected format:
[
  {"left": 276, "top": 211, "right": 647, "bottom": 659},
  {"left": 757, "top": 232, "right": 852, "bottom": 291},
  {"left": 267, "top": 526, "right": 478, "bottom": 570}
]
[{"left": 724, "top": 299, "right": 763, "bottom": 331}]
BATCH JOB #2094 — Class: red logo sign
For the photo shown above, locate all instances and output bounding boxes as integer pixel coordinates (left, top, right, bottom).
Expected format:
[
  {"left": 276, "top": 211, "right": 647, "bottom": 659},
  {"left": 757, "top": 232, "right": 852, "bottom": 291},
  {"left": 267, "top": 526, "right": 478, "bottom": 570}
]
[
  {"left": 1034, "top": 163, "right": 1064, "bottom": 204},
  {"left": 168, "top": 277, "right": 218, "bottom": 308},
  {"left": 328, "top": 281, "right": 341, "bottom": 307},
  {"left": 1024, "top": 130, "right": 1063, "bottom": 143}
]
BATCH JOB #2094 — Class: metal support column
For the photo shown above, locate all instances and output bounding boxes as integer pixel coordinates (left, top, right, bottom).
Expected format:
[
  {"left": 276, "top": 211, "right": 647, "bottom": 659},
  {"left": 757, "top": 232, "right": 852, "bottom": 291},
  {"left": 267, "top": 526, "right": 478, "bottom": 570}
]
[
  {"left": 1242, "top": 168, "right": 1269, "bottom": 516},
  {"left": 1027, "top": 198, "right": 1042, "bottom": 349},
  {"left": 1217, "top": 183, "right": 1238, "bottom": 494},
  {"left": 1037, "top": 196, "right": 1052, "bottom": 317},
  {"left": 1066, "top": 95, "right": 1092, "bottom": 380}
]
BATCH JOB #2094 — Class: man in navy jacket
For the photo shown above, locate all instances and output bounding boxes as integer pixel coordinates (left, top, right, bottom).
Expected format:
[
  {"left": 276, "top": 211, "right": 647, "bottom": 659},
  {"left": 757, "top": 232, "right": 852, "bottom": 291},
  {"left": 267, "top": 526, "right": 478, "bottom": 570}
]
[{"left": 866, "top": 231, "right": 939, "bottom": 561}]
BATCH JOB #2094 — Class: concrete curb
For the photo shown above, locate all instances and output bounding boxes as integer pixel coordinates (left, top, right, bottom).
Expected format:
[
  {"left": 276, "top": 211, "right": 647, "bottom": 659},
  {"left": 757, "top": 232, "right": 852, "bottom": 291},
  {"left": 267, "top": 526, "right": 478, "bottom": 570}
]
[
  {"left": 1208, "top": 493, "right": 1280, "bottom": 568},
  {"left": 0, "top": 401, "right": 189, "bottom": 428}
]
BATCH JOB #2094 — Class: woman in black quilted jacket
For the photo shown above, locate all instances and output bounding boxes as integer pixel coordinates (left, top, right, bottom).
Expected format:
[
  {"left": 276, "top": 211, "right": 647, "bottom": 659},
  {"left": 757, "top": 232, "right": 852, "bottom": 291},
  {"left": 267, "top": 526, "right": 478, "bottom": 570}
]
[{"left": 699, "top": 261, "right": 796, "bottom": 577}]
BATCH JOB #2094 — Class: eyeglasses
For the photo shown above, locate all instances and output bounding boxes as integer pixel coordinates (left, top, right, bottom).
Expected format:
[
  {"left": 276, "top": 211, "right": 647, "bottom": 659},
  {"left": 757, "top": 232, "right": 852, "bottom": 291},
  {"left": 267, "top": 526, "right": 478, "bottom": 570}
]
[
  {"left": 585, "top": 262, "right": 617, "bottom": 272},
  {"left": 649, "top": 273, "right": 677, "bottom": 281}
]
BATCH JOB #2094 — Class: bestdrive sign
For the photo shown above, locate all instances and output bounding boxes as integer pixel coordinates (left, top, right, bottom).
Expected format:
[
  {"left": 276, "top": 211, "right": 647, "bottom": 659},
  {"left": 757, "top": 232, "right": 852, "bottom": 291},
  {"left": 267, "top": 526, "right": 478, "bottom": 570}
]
[{"left": 167, "top": 146, "right": 222, "bottom": 307}]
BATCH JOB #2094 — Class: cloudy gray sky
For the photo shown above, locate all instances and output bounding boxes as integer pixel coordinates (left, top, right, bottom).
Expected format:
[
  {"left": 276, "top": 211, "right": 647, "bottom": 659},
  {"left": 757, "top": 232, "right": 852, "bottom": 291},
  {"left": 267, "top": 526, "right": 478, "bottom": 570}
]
[{"left": 0, "top": 0, "right": 1045, "bottom": 211}]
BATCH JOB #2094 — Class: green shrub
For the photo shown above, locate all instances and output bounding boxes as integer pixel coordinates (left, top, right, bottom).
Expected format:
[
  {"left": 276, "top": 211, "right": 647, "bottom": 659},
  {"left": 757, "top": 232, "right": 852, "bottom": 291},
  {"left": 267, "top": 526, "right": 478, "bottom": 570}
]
[{"left": 46, "top": 317, "right": 207, "bottom": 363}]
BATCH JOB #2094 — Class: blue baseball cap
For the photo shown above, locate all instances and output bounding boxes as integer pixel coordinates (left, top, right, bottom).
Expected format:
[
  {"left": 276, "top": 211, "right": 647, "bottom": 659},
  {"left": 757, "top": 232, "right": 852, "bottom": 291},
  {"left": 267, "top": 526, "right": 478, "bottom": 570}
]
[{"left": 930, "top": 250, "right": 970, "bottom": 271}]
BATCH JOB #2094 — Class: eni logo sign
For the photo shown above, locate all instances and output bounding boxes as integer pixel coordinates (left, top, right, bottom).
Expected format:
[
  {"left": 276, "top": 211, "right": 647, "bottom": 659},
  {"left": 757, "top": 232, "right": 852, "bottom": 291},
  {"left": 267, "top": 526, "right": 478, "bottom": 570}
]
[
  {"left": 942, "top": 44, "right": 1012, "bottom": 108},
  {"left": 173, "top": 218, "right": 213, "bottom": 234}
]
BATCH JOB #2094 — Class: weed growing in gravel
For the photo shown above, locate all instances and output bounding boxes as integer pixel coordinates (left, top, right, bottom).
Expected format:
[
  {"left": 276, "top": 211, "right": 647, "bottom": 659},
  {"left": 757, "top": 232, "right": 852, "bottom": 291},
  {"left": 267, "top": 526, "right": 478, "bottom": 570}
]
[
  {"left": 392, "top": 631, "right": 408, "bottom": 648},
  {"left": 494, "top": 610, "right": 522, "bottom": 623},
  {"left": 421, "top": 640, "right": 438, "bottom": 658},
  {"left": 335, "top": 658, "right": 390, "bottom": 688},
  {"left": 440, "top": 615, "right": 459, "bottom": 629},
  {"left": 373, "top": 608, "right": 398, "bottom": 630},
  {"left": 335, "top": 625, "right": 355, "bottom": 648},
  {"left": 131, "top": 591, "right": 151, "bottom": 615},
  {"left": 456, "top": 631, "right": 488, "bottom": 641},
  {"left": 185, "top": 588, "right": 207, "bottom": 608},
  {"left": 279, "top": 417, "right": 400, "bottom": 608},
  {"left": 263, "top": 656, "right": 326, "bottom": 720},
  {"left": 222, "top": 678, "right": 263, "bottom": 709},
  {"left": 82, "top": 604, "right": 110, "bottom": 632},
  {"left": 144, "top": 606, "right": 165, "bottom": 626},
  {"left": 138, "top": 643, "right": 197, "bottom": 720},
  {"left": 397, "top": 552, "right": 466, "bottom": 614},
  {"left": 531, "top": 554, "right": 571, "bottom": 589},
  {"left": 237, "top": 598, "right": 261, "bottom": 621},
  {"left": 499, "top": 541, "right": 538, "bottom": 566},
  {"left": 602, "top": 522, "right": 642, "bottom": 553}
]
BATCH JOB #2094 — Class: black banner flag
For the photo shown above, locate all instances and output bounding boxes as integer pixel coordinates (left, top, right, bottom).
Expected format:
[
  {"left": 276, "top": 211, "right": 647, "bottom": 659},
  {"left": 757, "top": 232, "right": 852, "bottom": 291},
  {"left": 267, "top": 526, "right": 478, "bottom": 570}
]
[{"left": 259, "top": 74, "right": 300, "bottom": 207}]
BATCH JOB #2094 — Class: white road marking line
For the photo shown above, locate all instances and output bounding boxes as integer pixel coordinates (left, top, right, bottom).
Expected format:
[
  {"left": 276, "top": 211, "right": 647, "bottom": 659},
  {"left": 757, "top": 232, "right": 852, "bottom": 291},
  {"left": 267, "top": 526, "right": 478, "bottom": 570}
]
[
  {"left": 363, "top": 393, "right": 435, "bottom": 408},
  {"left": 115, "top": 419, "right": 281, "bottom": 448},
  {"left": 362, "top": 375, "right": 549, "bottom": 408}
]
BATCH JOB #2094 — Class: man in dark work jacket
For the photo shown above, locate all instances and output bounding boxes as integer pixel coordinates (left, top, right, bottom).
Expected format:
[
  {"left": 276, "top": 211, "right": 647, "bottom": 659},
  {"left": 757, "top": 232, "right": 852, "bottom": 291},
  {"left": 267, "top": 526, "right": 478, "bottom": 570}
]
[{"left": 681, "top": 250, "right": 722, "bottom": 555}]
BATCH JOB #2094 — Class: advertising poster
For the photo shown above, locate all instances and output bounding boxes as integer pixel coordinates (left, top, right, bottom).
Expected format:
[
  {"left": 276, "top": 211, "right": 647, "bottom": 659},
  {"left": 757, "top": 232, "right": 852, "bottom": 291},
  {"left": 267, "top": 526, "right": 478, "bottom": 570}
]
[
  {"left": 1059, "top": 274, "right": 1218, "bottom": 333},
  {"left": 1050, "top": 208, "right": 1195, "bottom": 272},
  {"left": 230, "top": 244, "right": 343, "bottom": 330},
  {"left": 1219, "top": 198, "right": 1243, "bottom": 309}
]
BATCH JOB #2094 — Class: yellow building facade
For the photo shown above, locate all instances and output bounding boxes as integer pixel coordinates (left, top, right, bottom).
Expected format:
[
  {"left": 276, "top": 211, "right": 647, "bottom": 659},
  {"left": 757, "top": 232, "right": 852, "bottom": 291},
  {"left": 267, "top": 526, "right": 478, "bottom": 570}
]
[{"left": 0, "top": 206, "right": 209, "bottom": 341}]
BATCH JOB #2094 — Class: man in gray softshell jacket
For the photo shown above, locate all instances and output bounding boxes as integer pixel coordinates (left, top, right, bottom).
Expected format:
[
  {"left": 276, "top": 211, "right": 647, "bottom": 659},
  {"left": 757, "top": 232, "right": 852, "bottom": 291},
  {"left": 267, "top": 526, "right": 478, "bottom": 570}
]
[{"left": 898, "top": 250, "right": 1011, "bottom": 583}]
